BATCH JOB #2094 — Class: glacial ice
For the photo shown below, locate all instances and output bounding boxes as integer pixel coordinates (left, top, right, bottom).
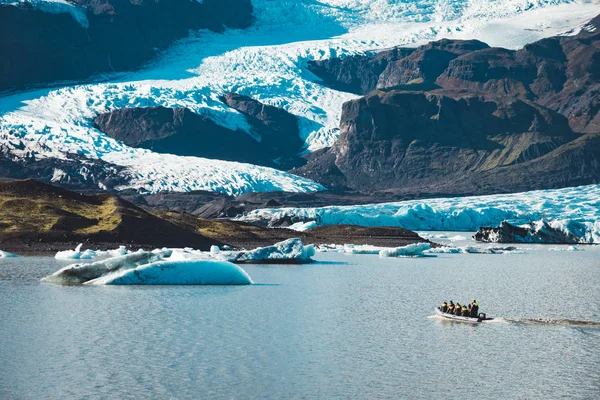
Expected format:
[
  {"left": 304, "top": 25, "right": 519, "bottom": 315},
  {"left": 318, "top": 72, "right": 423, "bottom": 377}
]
[
  {"left": 240, "top": 185, "right": 600, "bottom": 243},
  {"left": 85, "top": 260, "right": 253, "bottom": 286},
  {"left": 43, "top": 238, "right": 316, "bottom": 285},
  {"left": 0, "top": 250, "right": 19, "bottom": 258},
  {"left": 379, "top": 243, "right": 432, "bottom": 258},
  {"left": 55, "top": 244, "right": 129, "bottom": 260},
  {"left": 316, "top": 242, "right": 524, "bottom": 256},
  {"left": 43, "top": 250, "right": 253, "bottom": 285},
  {"left": 1, "top": 0, "right": 597, "bottom": 194},
  {"left": 175, "top": 238, "right": 316, "bottom": 264}
]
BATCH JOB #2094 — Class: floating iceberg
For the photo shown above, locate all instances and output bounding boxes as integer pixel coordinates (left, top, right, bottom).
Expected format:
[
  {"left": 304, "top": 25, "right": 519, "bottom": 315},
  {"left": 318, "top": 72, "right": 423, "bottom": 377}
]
[
  {"left": 55, "top": 244, "right": 129, "bottom": 260},
  {"left": 85, "top": 260, "right": 253, "bottom": 286},
  {"left": 379, "top": 243, "right": 431, "bottom": 258},
  {"left": 42, "top": 250, "right": 252, "bottom": 285},
  {"left": 0, "top": 250, "right": 19, "bottom": 258},
  {"left": 206, "top": 238, "right": 315, "bottom": 264}
]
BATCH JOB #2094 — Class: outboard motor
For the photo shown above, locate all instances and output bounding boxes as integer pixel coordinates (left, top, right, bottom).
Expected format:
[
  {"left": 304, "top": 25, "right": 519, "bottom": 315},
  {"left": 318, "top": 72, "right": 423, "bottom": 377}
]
[{"left": 477, "top": 313, "right": 487, "bottom": 322}]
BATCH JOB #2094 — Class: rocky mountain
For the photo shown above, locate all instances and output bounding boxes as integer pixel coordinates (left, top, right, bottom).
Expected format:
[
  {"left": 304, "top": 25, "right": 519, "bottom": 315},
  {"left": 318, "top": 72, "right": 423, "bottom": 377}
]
[
  {"left": 0, "top": 0, "right": 253, "bottom": 91},
  {"left": 93, "top": 93, "right": 305, "bottom": 168},
  {"left": 297, "top": 15, "right": 600, "bottom": 195}
]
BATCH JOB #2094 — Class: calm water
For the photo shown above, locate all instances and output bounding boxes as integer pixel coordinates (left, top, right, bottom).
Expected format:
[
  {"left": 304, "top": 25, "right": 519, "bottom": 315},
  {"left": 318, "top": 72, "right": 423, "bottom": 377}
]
[{"left": 1, "top": 241, "right": 599, "bottom": 400}]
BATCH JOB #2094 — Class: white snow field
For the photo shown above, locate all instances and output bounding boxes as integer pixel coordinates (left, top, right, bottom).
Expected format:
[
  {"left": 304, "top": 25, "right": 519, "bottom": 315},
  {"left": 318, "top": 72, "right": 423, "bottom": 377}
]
[
  {"left": 43, "top": 250, "right": 254, "bottom": 285},
  {"left": 1, "top": 0, "right": 599, "bottom": 194},
  {"left": 239, "top": 184, "right": 600, "bottom": 243}
]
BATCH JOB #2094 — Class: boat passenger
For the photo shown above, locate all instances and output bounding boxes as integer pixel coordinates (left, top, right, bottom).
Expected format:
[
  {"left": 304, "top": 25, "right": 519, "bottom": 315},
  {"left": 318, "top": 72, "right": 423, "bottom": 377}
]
[
  {"left": 461, "top": 305, "right": 469, "bottom": 316},
  {"left": 470, "top": 300, "right": 479, "bottom": 318},
  {"left": 447, "top": 301, "right": 454, "bottom": 314},
  {"left": 441, "top": 301, "right": 448, "bottom": 313},
  {"left": 454, "top": 303, "right": 462, "bottom": 315}
]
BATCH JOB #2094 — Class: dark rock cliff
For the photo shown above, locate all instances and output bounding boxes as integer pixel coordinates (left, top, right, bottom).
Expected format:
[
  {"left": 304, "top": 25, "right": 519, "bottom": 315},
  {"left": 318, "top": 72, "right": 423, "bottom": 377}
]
[
  {"left": 296, "top": 15, "right": 600, "bottom": 195},
  {"left": 0, "top": 0, "right": 254, "bottom": 91},
  {"left": 94, "top": 95, "right": 306, "bottom": 168}
]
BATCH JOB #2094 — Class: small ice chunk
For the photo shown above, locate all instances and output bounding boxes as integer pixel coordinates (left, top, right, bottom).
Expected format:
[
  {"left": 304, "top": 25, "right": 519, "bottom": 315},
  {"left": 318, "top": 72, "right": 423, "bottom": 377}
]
[
  {"left": 379, "top": 243, "right": 431, "bottom": 258},
  {"left": 0, "top": 250, "right": 19, "bottom": 258},
  {"left": 210, "top": 245, "right": 221, "bottom": 254}
]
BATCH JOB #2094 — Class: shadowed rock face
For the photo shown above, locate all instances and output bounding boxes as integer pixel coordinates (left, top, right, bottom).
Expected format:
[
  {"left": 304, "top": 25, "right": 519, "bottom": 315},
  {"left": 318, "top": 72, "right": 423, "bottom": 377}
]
[
  {"left": 307, "top": 47, "right": 415, "bottom": 95},
  {"left": 93, "top": 106, "right": 273, "bottom": 166},
  {"left": 221, "top": 93, "right": 305, "bottom": 167},
  {"left": 296, "top": 15, "right": 600, "bottom": 195},
  {"left": 0, "top": 0, "right": 253, "bottom": 91},
  {"left": 94, "top": 97, "right": 306, "bottom": 168}
]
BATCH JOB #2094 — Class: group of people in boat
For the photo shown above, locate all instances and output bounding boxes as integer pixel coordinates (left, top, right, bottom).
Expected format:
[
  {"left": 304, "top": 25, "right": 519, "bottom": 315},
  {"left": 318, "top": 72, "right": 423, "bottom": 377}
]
[{"left": 440, "top": 300, "right": 479, "bottom": 318}]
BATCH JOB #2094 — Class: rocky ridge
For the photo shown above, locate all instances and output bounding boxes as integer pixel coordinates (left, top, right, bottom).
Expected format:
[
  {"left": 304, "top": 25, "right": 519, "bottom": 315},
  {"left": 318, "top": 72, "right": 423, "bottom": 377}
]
[
  {"left": 0, "top": 0, "right": 254, "bottom": 91},
  {"left": 297, "top": 16, "right": 600, "bottom": 195}
]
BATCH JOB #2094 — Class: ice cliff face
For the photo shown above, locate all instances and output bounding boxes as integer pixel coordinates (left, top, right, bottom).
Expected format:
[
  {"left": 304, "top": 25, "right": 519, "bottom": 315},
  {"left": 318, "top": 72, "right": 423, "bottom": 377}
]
[
  {"left": 238, "top": 184, "right": 600, "bottom": 243},
  {"left": 0, "top": 0, "right": 598, "bottom": 194}
]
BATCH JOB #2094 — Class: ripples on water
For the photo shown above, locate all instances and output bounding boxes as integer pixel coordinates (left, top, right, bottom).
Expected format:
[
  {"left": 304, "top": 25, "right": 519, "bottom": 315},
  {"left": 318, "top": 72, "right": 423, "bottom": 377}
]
[{"left": 0, "top": 245, "right": 599, "bottom": 399}]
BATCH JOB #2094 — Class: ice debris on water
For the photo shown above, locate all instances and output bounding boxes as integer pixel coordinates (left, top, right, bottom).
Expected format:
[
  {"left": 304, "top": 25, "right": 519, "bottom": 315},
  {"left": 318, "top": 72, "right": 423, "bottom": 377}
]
[
  {"left": 44, "top": 239, "right": 315, "bottom": 285},
  {"left": 317, "top": 243, "right": 525, "bottom": 256},
  {"left": 55, "top": 244, "right": 129, "bottom": 260},
  {"left": 43, "top": 250, "right": 253, "bottom": 286},
  {"left": 0, "top": 250, "right": 19, "bottom": 258}
]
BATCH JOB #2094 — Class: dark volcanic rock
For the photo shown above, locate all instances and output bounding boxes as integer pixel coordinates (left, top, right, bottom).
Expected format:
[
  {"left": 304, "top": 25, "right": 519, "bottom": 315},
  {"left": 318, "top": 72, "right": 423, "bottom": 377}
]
[
  {"left": 307, "top": 47, "right": 415, "bottom": 95},
  {"left": 474, "top": 220, "right": 588, "bottom": 244},
  {"left": 94, "top": 100, "right": 306, "bottom": 168},
  {"left": 297, "top": 15, "right": 600, "bottom": 196},
  {"left": 221, "top": 93, "right": 305, "bottom": 167},
  {"left": 295, "top": 89, "right": 589, "bottom": 194},
  {"left": 94, "top": 106, "right": 273, "bottom": 165},
  {"left": 0, "top": 148, "right": 126, "bottom": 191},
  {"left": 376, "top": 39, "right": 489, "bottom": 90},
  {"left": 0, "top": 0, "right": 253, "bottom": 91}
]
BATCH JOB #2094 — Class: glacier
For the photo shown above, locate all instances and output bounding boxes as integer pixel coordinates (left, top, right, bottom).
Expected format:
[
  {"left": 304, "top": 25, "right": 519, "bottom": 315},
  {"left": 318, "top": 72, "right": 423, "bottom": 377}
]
[
  {"left": 239, "top": 184, "right": 600, "bottom": 243},
  {"left": 1, "top": 0, "right": 599, "bottom": 194}
]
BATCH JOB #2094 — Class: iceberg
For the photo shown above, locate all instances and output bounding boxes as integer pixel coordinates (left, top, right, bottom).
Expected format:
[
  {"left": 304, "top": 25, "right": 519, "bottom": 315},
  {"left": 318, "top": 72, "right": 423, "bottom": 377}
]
[
  {"left": 212, "top": 238, "right": 316, "bottom": 264},
  {"left": 43, "top": 251, "right": 170, "bottom": 285},
  {"left": 85, "top": 260, "right": 253, "bottom": 286},
  {"left": 55, "top": 244, "right": 129, "bottom": 260},
  {"left": 42, "top": 250, "right": 252, "bottom": 285},
  {"left": 379, "top": 243, "right": 431, "bottom": 258},
  {"left": 0, "top": 250, "right": 19, "bottom": 258}
]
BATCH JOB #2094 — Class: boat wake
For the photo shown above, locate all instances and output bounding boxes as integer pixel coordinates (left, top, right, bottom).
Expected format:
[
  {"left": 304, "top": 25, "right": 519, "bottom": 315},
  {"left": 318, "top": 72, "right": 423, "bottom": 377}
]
[
  {"left": 429, "top": 315, "right": 600, "bottom": 328},
  {"left": 495, "top": 318, "right": 600, "bottom": 327}
]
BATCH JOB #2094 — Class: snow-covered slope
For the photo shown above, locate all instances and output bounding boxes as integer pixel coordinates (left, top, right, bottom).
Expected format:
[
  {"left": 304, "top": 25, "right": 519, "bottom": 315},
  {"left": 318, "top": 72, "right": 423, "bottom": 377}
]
[
  {"left": 238, "top": 185, "right": 600, "bottom": 242},
  {"left": 1, "top": 0, "right": 599, "bottom": 194}
]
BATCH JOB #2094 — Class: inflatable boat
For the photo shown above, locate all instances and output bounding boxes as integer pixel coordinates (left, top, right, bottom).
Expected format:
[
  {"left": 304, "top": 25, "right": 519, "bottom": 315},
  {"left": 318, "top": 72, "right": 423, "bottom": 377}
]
[{"left": 434, "top": 307, "right": 493, "bottom": 323}]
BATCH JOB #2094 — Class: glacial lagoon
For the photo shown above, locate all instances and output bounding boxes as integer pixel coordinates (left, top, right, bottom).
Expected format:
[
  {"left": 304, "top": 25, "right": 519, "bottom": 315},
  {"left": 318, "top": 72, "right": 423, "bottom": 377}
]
[{"left": 1, "top": 238, "right": 599, "bottom": 399}]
